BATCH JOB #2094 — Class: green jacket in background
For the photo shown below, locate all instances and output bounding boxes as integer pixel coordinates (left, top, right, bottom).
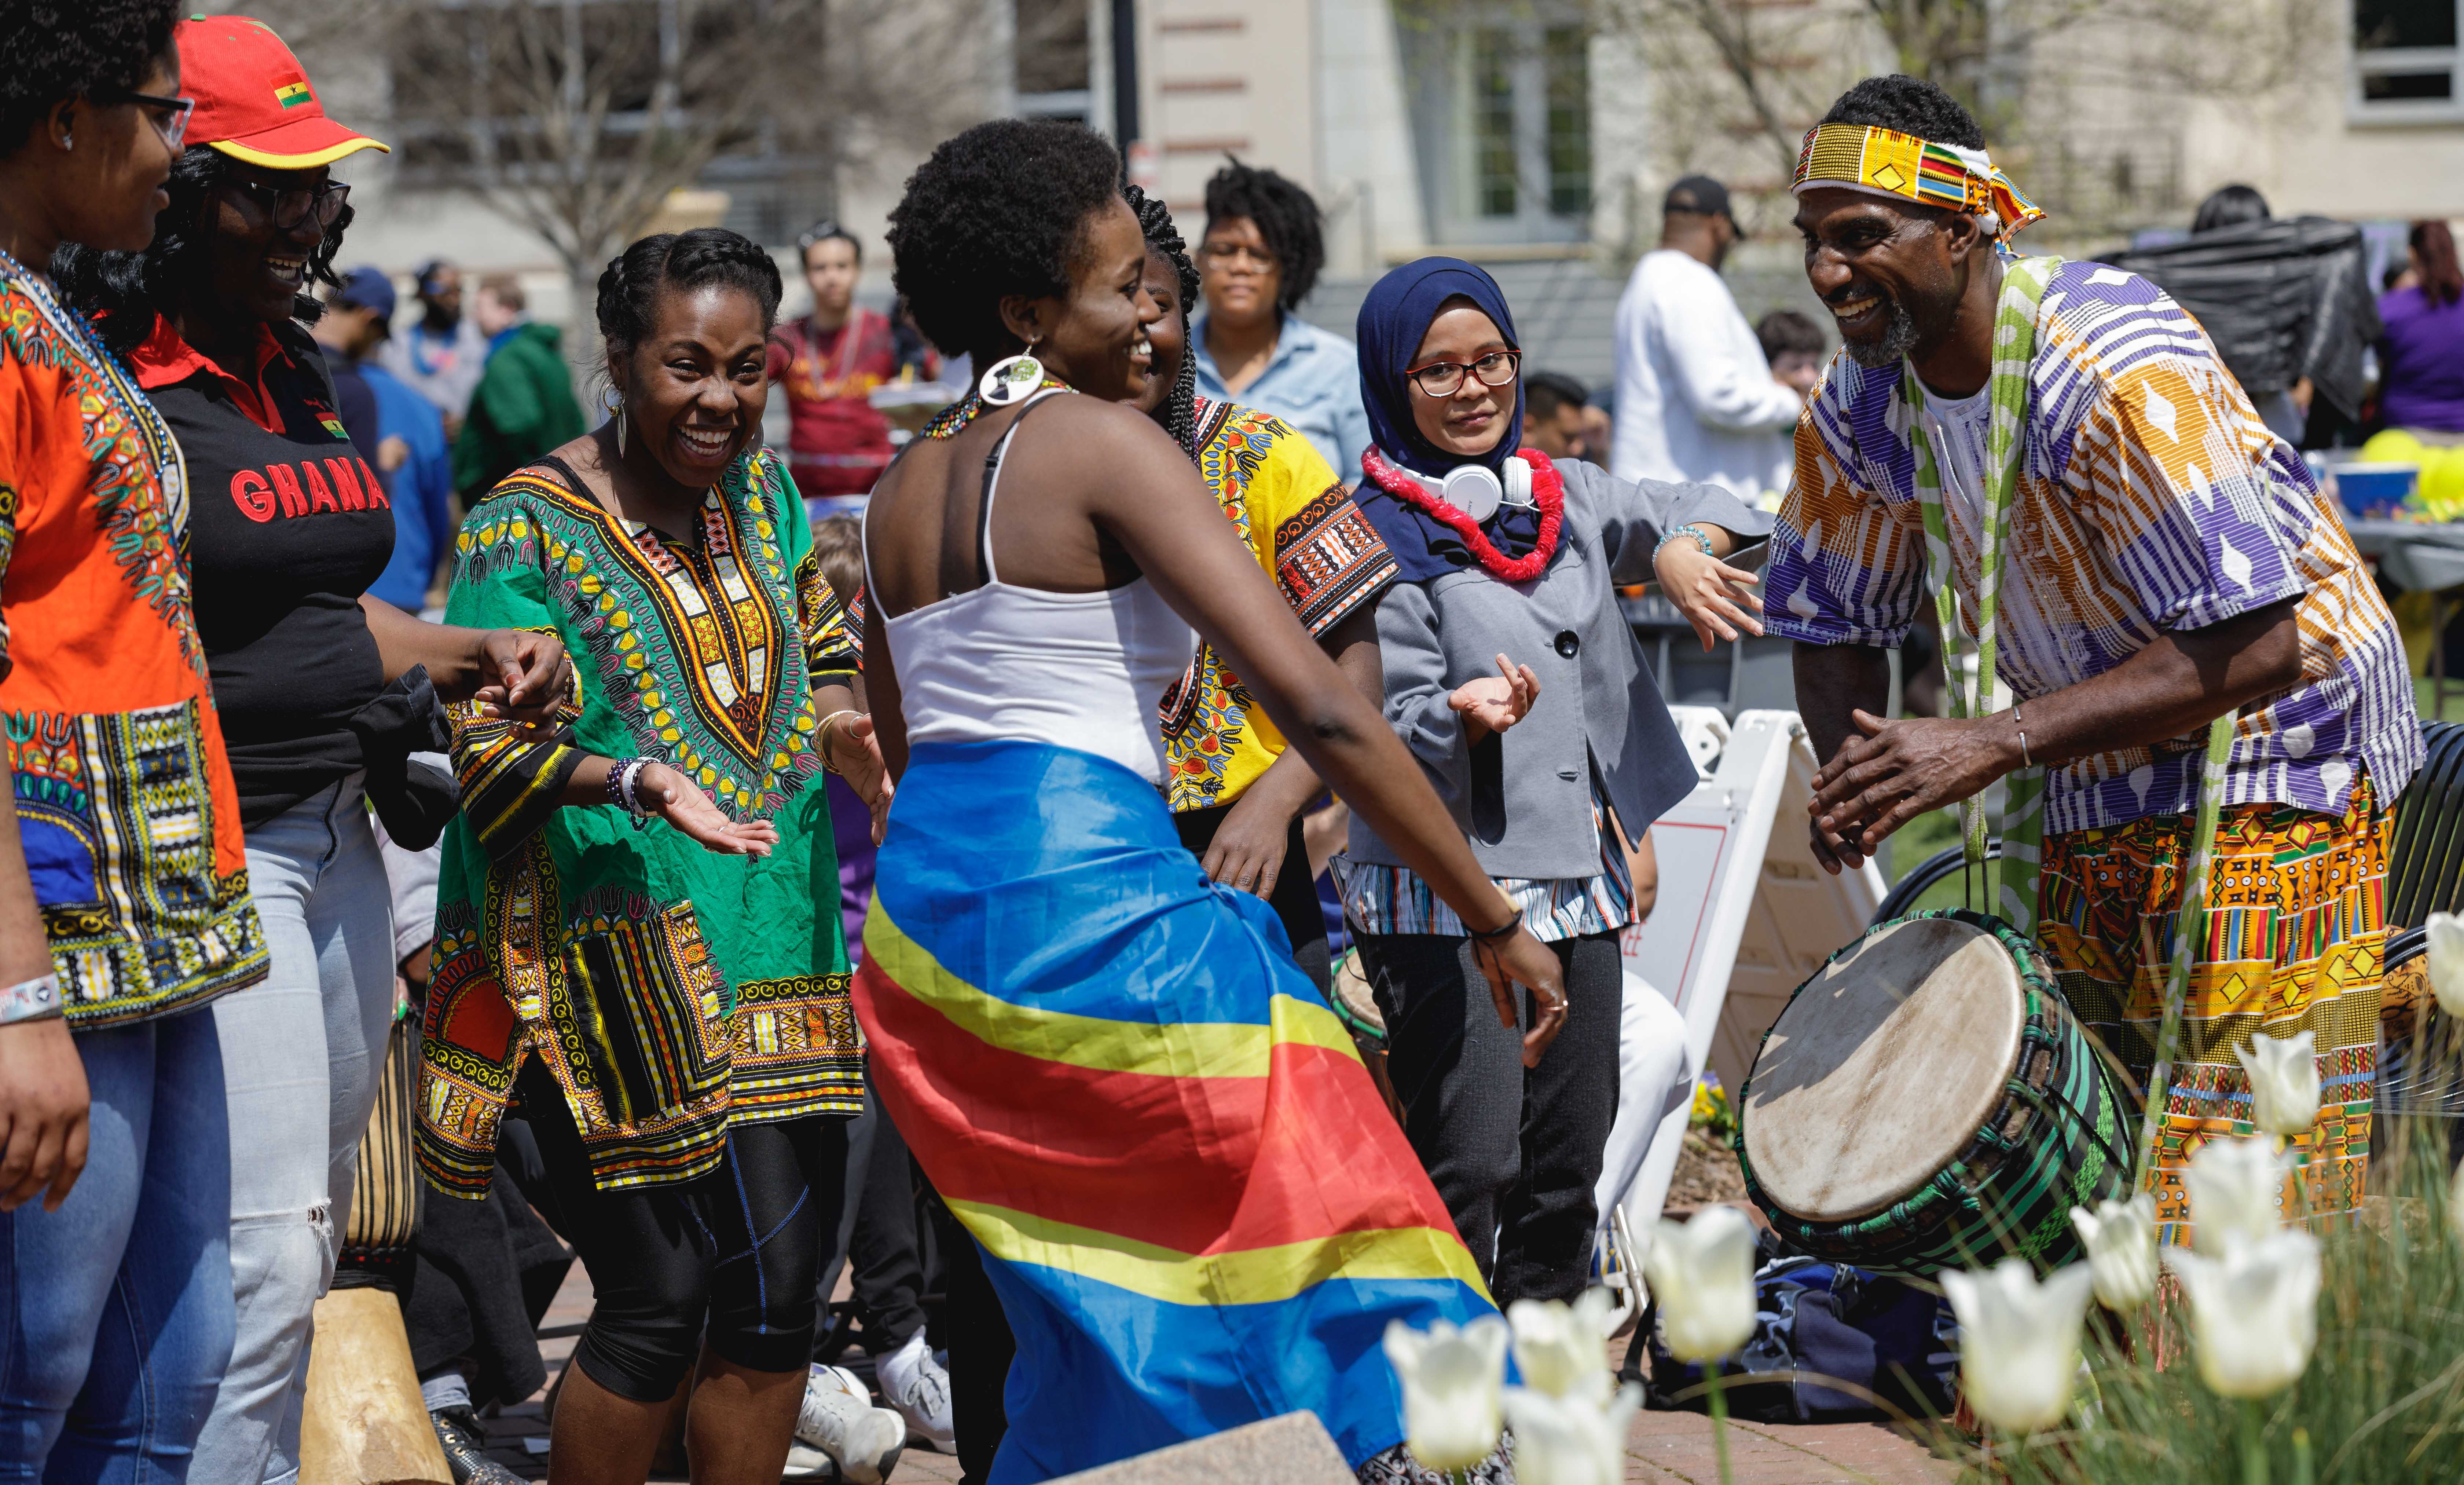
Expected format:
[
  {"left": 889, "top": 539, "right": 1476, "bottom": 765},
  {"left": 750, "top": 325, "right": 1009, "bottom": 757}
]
[{"left": 453, "top": 321, "right": 588, "bottom": 498}]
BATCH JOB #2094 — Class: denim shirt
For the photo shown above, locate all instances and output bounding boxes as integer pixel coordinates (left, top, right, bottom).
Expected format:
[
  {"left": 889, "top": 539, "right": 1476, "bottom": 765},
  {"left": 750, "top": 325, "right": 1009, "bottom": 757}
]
[{"left": 1191, "top": 311, "right": 1372, "bottom": 484}]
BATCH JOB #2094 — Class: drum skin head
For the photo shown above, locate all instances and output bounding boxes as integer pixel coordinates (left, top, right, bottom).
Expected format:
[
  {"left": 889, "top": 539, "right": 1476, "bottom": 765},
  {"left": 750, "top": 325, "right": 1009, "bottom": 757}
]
[{"left": 1742, "top": 916, "right": 2027, "bottom": 1222}]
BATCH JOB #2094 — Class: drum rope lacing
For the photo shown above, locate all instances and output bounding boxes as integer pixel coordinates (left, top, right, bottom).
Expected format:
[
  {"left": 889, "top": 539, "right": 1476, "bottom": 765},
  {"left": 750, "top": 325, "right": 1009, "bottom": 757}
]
[{"left": 1900, "top": 255, "right": 2235, "bottom": 1188}]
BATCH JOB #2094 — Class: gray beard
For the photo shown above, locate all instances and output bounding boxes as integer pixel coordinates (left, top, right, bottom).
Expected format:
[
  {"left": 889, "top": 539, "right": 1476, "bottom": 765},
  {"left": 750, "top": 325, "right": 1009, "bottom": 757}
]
[{"left": 1842, "top": 300, "right": 1921, "bottom": 369}]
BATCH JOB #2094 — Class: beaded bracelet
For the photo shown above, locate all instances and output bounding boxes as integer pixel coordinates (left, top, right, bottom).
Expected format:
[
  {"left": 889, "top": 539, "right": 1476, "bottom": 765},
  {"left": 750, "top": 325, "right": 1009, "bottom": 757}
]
[
  {"left": 605, "top": 757, "right": 653, "bottom": 827},
  {"left": 1654, "top": 523, "right": 1716, "bottom": 562},
  {"left": 0, "top": 971, "right": 63, "bottom": 1025}
]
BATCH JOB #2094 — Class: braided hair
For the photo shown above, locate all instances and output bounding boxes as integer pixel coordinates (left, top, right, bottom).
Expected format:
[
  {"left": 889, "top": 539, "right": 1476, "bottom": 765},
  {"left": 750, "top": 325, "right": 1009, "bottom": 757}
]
[
  {"left": 597, "top": 227, "right": 783, "bottom": 366},
  {"left": 53, "top": 145, "right": 355, "bottom": 354},
  {"left": 1125, "top": 182, "right": 1199, "bottom": 455},
  {"left": 1202, "top": 158, "right": 1325, "bottom": 312}
]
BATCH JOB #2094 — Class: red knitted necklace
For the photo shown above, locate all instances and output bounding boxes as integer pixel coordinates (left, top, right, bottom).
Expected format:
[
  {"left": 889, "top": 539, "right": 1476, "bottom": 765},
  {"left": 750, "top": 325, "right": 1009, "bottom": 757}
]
[{"left": 1359, "top": 446, "right": 1565, "bottom": 582}]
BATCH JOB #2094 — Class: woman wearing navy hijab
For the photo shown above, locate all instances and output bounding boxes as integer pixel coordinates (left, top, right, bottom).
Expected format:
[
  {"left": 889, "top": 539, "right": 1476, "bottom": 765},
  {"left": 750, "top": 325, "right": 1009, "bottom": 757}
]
[{"left": 1340, "top": 258, "right": 1769, "bottom": 1302}]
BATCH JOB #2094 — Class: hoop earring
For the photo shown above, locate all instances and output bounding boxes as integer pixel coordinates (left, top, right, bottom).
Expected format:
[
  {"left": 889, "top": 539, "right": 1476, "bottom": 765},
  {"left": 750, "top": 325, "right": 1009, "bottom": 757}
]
[{"left": 978, "top": 337, "right": 1045, "bottom": 406}]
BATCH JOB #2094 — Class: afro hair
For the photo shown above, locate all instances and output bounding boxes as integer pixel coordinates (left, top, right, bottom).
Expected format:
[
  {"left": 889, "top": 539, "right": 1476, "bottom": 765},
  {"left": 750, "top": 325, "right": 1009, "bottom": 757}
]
[
  {"left": 1819, "top": 75, "right": 1986, "bottom": 150},
  {"left": 1202, "top": 159, "right": 1325, "bottom": 312},
  {"left": 0, "top": 0, "right": 182, "bottom": 153},
  {"left": 887, "top": 118, "right": 1124, "bottom": 359}
]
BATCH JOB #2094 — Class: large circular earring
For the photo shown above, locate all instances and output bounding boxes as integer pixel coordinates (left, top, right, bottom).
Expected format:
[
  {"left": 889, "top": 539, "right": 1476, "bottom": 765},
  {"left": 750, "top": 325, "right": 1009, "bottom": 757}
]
[{"left": 977, "top": 337, "right": 1046, "bottom": 406}]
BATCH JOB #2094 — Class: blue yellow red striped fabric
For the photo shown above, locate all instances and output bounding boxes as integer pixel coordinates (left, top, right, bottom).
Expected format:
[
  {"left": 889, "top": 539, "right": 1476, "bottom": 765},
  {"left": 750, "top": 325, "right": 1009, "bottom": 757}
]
[{"left": 854, "top": 738, "right": 1497, "bottom": 1479}]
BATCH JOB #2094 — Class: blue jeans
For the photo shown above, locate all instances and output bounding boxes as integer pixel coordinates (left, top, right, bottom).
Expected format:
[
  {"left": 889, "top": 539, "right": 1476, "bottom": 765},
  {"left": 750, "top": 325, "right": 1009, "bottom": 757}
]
[
  {"left": 0, "top": 1007, "right": 235, "bottom": 1483},
  {"left": 191, "top": 780, "right": 396, "bottom": 1485}
]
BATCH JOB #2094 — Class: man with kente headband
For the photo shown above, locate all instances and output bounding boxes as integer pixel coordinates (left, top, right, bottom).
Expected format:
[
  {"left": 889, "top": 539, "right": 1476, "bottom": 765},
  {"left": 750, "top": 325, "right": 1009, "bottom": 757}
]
[{"left": 1767, "top": 75, "right": 2420, "bottom": 1243}]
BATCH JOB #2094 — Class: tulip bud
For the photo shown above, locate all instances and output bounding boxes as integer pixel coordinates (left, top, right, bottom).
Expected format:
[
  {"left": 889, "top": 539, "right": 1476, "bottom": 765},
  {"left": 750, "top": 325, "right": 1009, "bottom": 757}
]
[
  {"left": 2236, "top": 1029, "right": 2320, "bottom": 1140},
  {"left": 2428, "top": 911, "right": 2464, "bottom": 1018},
  {"left": 1507, "top": 1288, "right": 1621, "bottom": 1403},
  {"left": 1502, "top": 1381, "right": 1643, "bottom": 1485},
  {"left": 1382, "top": 1314, "right": 1508, "bottom": 1472},
  {"left": 2068, "top": 1193, "right": 2159, "bottom": 1312},
  {"left": 2162, "top": 1229, "right": 2322, "bottom": 1399},
  {"left": 1642, "top": 1207, "right": 1757, "bottom": 1363},
  {"left": 1940, "top": 1259, "right": 2097, "bottom": 1434},
  {"left": 2184, "top": 1135, "right": 2293, "bottom": 1255}
]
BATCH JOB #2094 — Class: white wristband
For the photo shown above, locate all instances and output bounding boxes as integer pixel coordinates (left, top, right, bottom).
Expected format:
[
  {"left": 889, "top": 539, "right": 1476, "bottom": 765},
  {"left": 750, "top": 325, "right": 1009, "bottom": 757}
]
[{"left": 0, "top": 972, "right": 63, "bottom": 1025}]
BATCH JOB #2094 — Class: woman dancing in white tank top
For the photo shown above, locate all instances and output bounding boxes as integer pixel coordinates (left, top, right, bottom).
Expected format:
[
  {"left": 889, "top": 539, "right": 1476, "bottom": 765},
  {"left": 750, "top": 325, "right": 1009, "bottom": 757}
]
[{"left": 851, "top": 120, "right": 1567, "bottom": 1484}]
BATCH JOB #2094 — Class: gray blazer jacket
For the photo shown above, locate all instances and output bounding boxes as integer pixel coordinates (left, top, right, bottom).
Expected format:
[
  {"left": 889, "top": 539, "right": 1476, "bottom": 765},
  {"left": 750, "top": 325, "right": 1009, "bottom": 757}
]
[{"left": 1348, "top": 459, "right": 1772, "bottom": 881}]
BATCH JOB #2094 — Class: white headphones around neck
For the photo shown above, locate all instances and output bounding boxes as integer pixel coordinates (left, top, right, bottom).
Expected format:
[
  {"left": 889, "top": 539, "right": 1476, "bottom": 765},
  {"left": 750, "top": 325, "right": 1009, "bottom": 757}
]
[{"left": 1402, "top": 457, "right": 1533, "bottom": 523}]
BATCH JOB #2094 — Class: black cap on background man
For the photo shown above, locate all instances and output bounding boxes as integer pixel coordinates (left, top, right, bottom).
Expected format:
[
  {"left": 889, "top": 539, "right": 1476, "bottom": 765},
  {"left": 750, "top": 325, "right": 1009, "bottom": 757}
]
[{"left": 1662, "top": 173, "right": 1740, "bottom": 271}]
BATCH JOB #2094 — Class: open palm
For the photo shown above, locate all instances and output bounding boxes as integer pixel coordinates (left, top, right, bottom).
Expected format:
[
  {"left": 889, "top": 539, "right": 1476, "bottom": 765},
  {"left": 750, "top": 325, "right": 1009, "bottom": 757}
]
[{"left": 638, "top": 761, "right": 780, "bottom": 857}]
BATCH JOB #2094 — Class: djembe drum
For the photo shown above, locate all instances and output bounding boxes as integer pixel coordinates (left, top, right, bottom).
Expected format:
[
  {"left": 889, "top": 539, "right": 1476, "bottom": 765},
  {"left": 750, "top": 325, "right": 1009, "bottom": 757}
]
[{"left": 1734, "top": 910, "right": 2134, "bottom": 1278}]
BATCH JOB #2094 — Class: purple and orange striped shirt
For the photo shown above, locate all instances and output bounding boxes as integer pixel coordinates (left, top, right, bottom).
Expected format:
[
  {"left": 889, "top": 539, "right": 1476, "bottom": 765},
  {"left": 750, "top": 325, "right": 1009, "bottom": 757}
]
[{"left": 1767, "top": 260, "right": 2420, "bottom": 835}]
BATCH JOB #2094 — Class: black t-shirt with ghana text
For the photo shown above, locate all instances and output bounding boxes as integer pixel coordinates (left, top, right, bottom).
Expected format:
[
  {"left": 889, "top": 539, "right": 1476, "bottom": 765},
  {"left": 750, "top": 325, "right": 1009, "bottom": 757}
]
[{"left": 134, "top": 315, "right": 396, "bottom": 829}]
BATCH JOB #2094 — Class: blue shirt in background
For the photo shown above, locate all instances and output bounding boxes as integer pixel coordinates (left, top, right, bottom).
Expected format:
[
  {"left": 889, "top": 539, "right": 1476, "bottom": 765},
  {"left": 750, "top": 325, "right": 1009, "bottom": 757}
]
[
  {"left": 363, "top": 360, "right": 456, "bottom": 612},
  {"left": 1191, "top": 311, "right": 1371, "bottom": 484}
]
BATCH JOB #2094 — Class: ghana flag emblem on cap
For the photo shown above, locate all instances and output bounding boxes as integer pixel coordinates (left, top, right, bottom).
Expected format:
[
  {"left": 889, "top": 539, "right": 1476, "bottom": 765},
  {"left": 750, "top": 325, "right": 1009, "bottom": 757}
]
[{"left": 177, "top": 15, "right": 388, "bottom": 170}]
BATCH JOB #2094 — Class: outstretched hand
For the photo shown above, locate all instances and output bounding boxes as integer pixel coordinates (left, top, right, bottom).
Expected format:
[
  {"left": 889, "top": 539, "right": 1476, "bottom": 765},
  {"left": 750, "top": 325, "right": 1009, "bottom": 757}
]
[
  {"left": 639, "top": 761, "right": 781, "bottom": 857},
  {"left": 1449, "top": 654, "right": 1541, "bottom": 743},
  {"left": 1806, "top": 707, "right": 2015, "bottom": 872},
  {"left": 824, "top": 713, "right": 895, "bottom": 845},
  {"left": 1655, "top": 539, "right": 1765, "bottom": 652}
]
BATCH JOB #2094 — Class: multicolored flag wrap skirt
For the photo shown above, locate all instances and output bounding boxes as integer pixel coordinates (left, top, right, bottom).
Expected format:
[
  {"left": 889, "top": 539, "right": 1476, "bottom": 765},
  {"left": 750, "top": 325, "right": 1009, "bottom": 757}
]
[{"left": 855, "top": 739, "right": 1497, "bottom": 1479}]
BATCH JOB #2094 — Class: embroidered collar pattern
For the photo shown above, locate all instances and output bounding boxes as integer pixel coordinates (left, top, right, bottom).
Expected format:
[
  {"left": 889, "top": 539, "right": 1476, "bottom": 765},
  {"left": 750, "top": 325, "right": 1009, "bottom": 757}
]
[{"left": 1358, "top": 446, "right": 1565, "bottom": 582}]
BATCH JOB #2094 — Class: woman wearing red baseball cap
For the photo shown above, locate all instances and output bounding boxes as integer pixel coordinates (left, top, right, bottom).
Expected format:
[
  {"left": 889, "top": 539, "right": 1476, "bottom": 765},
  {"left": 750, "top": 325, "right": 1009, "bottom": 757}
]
[{"left": 54, "top": 19, "right": 573, "bottom": 1485}]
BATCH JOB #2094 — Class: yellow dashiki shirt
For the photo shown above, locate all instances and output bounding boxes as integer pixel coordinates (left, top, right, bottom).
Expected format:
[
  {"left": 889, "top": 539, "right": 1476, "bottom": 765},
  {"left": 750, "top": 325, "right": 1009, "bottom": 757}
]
[
  {"left": 417, "top": 448, "right": 863, "bottom": 1197},
  {"left": 1161, "top": 398, "right": 1396, "bottom": 812}
]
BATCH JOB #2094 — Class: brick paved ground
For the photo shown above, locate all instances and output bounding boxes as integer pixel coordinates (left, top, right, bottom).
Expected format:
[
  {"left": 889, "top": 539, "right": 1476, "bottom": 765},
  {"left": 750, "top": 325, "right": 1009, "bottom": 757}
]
[{"left": 465, "top": 1264, "right": 1958, "bottom": 1484}]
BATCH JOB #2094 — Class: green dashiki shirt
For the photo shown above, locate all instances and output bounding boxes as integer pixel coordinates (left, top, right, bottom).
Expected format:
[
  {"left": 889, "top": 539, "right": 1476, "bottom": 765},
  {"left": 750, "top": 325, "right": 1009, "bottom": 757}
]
[{"left": 416, "top": 447, "right": 862, "bottom": 1197}]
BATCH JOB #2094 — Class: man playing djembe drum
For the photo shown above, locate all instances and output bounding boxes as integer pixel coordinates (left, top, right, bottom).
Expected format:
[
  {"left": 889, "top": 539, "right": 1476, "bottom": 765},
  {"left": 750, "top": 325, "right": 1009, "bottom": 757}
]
[{"left": 1769, "top": 76, "right": 2423, "bottom": 1241}]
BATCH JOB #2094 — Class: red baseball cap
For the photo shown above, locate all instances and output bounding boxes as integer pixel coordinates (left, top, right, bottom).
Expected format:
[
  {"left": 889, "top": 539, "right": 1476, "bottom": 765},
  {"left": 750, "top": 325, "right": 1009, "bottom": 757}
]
[{"left": 177, "top": 15, "right": 389, "bottom": 169}]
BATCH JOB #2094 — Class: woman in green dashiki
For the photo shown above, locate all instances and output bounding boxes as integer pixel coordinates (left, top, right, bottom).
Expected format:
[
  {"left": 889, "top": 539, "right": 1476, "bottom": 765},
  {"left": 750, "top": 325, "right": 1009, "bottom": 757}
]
[{"left": 414, "top": 228, "right": 891, "bottom": 1485}]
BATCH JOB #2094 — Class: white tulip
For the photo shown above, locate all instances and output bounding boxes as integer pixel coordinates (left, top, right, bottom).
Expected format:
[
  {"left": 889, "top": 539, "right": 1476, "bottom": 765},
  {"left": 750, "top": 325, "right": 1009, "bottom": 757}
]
[
  {"left": 2428, "top": 911, "right": 2464, "bottom": 1018},
  {"left": 2184, "top": 1135, "right": 2293, "bottom": 1255},
  {"left": 2068, "top": 1193, "right": 2159, "bottom": 1312},
  {"left": 2162, "top": 1229, "right": 2322, "bottom": 1398},
  {"left": 1507, "top": 1288, "right": 1621, "bottom": 1403},
  {"left": 1641, "top": 1206, "right": 1758, "bottom": 1363},
  {"left": 2236, "top": 1029, "right": 2320, "bottom": 1140},
  {"left": 1502, "top": 1382, "right": 1643, "bottom": 1485},
  {"left": 1939, "top": 1259, "right": 2097, "bottom": 1434},
  {"left": 1382, "top": 1314, "right": 1508, "bottom": 1472}
]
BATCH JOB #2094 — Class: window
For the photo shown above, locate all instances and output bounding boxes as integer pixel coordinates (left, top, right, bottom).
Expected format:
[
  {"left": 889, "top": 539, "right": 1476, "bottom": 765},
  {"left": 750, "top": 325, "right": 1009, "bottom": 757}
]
[
  {"left": 1402, "top": 10, "right": 1592, "bottom": 243},
  {"left": 2353, "top": 0, "right": 2464, "bottom": 121}
]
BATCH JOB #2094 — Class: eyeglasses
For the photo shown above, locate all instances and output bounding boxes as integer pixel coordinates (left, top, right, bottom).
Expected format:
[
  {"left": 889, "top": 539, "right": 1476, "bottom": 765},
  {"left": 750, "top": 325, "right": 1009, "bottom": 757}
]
[
  {"left": 1199, "top": 242, "right": 1277, "bottom": 270},
  {"left": 96, "top": 86, "right": 194, "bottom": 150},
  {"left": 228, "top": 176, "right": 352, "bottom": 232},
  {"left": 1406, "top": 349, "right": 1521, "bottom": 398}
]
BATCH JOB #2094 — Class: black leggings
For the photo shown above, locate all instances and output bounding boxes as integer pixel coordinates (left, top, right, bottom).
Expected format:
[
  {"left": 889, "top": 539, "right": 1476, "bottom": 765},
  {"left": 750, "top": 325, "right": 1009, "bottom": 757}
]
[
  {"left": 1173, "top": 800, "right": 1331, "bottom": 993},
  {"left": 1356, "top": 929, "right": 1622, "bottom": 1307},
  {"left": 516, "top": 1060, "right": 850, "bottom": 1401}
]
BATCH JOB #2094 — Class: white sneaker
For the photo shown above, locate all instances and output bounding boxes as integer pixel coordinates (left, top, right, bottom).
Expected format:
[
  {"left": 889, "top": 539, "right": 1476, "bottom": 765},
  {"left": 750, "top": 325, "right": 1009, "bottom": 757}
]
[
  {"left": 793, "top": 1364, "right": 906, "bottom": 1484},
  {"left": 876, "top": 1331, "right": 956, "bottom": 1453}
]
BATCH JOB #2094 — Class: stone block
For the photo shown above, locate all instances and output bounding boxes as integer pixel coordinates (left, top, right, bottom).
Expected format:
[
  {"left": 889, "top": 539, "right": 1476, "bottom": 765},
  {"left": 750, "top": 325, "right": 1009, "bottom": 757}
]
[{"left": 1046, "top": 1412, "right": 1353, "bottom": 1484}]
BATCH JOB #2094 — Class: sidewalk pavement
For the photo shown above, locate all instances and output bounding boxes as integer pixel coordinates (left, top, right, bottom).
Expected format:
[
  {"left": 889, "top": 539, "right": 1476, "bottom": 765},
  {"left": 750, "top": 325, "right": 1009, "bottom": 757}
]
[{"left": 468, "top": 1264, "right": 1957, "bottom": 1484}]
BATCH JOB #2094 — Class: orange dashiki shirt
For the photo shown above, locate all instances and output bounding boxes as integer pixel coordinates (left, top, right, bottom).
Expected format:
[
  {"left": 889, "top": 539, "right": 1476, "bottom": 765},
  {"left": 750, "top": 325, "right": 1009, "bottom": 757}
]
[{"left": 0, "top": 266, "right": 266, "bottom": 1025}]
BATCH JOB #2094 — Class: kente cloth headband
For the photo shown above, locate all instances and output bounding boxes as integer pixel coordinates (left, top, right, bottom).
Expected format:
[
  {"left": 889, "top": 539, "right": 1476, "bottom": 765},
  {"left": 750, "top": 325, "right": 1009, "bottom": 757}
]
[{"left": 1792, "top": 122, "right": 2045, "bottom": 238}]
